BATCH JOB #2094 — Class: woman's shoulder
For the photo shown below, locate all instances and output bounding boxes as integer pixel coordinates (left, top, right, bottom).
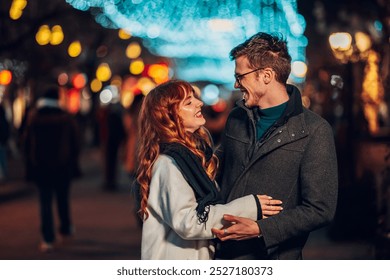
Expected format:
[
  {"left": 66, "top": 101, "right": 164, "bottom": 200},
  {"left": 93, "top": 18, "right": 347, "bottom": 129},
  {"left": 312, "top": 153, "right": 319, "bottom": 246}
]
[
  {"left": 155, "top": 154, "right": 174, "bottom": 165},
  {"left": 153, "top": 154, "right": 179, "bottom": 174}
]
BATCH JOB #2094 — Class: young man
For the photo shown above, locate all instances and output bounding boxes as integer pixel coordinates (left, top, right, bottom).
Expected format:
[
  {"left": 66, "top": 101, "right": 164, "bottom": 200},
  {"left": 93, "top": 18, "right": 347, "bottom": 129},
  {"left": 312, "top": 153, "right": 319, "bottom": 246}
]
[{"left": 212, "top": 32, "right": 338, "bottom": 259}]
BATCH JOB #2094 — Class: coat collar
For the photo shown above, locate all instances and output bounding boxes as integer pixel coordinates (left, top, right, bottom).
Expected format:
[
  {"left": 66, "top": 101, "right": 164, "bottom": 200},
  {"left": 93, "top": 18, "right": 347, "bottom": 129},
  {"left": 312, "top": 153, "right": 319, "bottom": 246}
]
[{"left": 235, "top": 84, "right": 303, "bottom": 123}]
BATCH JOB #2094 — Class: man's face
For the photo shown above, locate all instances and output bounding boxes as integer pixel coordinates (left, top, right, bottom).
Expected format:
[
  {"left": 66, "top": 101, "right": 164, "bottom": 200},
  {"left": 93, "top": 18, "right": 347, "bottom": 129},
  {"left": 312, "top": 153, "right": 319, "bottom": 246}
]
[{"left": 234, "top": 56, "right": 265, "bottom": 108}]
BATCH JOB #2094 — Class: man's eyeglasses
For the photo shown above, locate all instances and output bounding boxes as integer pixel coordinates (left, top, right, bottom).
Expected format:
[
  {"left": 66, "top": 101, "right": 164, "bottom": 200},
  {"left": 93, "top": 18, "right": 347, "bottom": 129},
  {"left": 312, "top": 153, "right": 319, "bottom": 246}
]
[{"left": 234, "top": 67, "right": 264, "bottom": 85}]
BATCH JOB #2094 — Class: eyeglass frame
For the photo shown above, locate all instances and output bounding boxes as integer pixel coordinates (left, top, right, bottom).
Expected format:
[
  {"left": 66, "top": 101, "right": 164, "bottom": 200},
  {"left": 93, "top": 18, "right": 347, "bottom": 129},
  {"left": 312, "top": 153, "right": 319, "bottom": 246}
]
[{"left": 234, "top": 67, "right": 265, "bottom": 85}]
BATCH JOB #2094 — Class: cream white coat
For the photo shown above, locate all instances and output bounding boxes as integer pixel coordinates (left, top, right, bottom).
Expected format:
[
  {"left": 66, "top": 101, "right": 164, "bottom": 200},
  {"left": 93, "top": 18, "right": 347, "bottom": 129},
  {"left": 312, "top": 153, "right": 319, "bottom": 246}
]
[{"left": 141, "top": 155, "right": 258, "bottom": 260}]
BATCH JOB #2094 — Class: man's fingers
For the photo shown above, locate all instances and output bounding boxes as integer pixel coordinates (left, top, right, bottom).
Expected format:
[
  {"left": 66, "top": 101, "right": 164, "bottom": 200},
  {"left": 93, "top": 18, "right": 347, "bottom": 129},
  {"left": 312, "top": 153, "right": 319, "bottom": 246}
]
[
  {"left": 270, "top": 199, "right": 283, "bottom": 205},
  {"left": 266, "top": 205, "right": 283, "bottom": 211}
]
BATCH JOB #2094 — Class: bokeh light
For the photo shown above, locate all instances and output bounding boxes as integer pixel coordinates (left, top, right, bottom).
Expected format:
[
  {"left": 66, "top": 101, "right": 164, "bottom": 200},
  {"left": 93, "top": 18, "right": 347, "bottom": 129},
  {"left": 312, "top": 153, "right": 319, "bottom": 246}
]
[
  {"left": 72, "top": 73, "right": 87, "bottom": 89},
  {"left": 68, "top": 41, "right": 82, "bottom": 57},
  {"left": 118, "top": 28, "right": 132, "bottom": 39},
  {"left": 129, "top": 59, "right": 144, "bottom": 75},
  {"left": 58, "top": 72, "right": 69, "bottom": 86},
  {"left": 50, "top": 25, "right": 64, "bottom": 45},
  {"left": 96, "top": 63, "right": 112, "bottom": 82},
  {"left": 90, "top": 78, "right": 103, "bottom": 93},
  {"left": 0, "top": 70, "right": 13, "bottom": 86},
  {"left": 35, "top": 25, "right": 51, "bottom": 45},
  {"left": 126, "top": 42, "right": 142, "bottom": 59}
]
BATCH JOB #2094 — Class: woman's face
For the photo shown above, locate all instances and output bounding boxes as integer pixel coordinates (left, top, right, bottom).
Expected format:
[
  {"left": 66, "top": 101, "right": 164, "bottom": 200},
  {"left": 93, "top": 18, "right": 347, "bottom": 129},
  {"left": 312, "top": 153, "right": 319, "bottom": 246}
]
[{"left": 178, "top": 88, "right": 205, "bottom": 133}]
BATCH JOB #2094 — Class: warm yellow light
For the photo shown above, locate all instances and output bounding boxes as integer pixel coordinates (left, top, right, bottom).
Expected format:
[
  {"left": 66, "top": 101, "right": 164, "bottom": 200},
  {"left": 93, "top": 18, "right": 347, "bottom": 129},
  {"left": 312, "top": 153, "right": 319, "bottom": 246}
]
[
  {"left": 35, "top": 25, "right": 51, "bottom": 45},
  {"left": 291, "top": 61, "right": 308, "bottom": 78},
  {"left": 118, "top": 29, "right": 132, "bottom": 40},
  {"left": 13, "top": 0, "right": 27, "bottom": 10},
  {"left": 13, "top": 93, "right": 25, "bottom": 129},
  {"left": 90, "top": 78, "right": 102, "bottom": 92},
  {"left": 121, "top": 90, "right": 135, "bottom": 108},
  {"left": 9, "top": 0, "right": 27, "bottom": 20},
  {"left": 129, "top": 59, "right": 145, "bottom": 75},
  {"left": 111, "top": 75, "right": 122, "bottom": 88},
  {"left": 362, "top": 50, "right": 384, "bottom": 134},
  {"left": 9, "top": 7, "right": 22, "bottom": 20},
  {"left": 126, "top": 42, "right": 142, "bottom": 59},
  {"left": 50, "top": 25, "right": 64, "bottom": 45},
  {"left": 329, "top": 32, "right": 352, "bottom": 51},
  {"left": 68, "top": 41, "right": 82, "bottom": 57},
  {"left": 355, "top": 32, "right": 372, "bottom": 53},
  {"left": 137, "top": 77, "right": 155, "bottom": 95},
  {"left": 96, "top": 63, "right": 112, "bottom": 82},
  {"left": 148, "top": 64, "right": 169, "bottom": 84}
]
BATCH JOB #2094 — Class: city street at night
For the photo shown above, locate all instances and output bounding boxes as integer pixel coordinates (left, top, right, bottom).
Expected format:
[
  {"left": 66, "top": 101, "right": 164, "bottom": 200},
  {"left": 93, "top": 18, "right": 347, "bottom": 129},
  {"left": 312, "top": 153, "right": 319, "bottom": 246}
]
[
  {"left": 0, "top": 0, "right": 389, "bottom": 265},
  {"left": 0, "top": 147, "right": 379, "bottom": 260},
  {"left": 0, "top": 147, "right": 141, "bottom": 260}
]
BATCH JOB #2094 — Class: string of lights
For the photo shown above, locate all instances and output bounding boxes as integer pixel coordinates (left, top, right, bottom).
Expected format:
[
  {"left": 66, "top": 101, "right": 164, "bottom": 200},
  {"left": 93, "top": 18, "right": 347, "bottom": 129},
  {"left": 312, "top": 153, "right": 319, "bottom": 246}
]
[{"left": 66, "top": 0, "right": 308, "bottom": 84}]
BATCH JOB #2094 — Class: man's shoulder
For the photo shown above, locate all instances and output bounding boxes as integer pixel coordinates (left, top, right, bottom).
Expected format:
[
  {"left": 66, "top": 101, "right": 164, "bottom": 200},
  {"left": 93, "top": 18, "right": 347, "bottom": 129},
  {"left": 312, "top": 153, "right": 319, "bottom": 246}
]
[
  {"left": 301, "top": 108, "right": 333, "bottom": 132},
  {"left": 229, "top": 105, "right": 249, "bottom": 119}
]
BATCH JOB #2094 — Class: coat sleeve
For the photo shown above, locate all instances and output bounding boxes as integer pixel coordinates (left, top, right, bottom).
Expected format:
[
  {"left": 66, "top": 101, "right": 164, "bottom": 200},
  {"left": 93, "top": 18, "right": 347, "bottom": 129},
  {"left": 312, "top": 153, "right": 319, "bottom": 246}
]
[
  {"left": 258, "top": 121, "right": 338, "bottom": 248},
  {"left": 147, "top": 155, "right": 258, "bottom": 240}
]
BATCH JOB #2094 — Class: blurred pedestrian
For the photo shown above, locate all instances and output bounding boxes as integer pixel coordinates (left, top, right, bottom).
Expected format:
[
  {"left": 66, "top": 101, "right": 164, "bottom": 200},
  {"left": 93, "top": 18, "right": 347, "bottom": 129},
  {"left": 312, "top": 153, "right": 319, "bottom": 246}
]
[
  {"left": 23, "top": 86, "right": 80, "bottom": 252},
  {"left": 0, "top": 102, "right": 10, "bottom": 181},
  {"left": 122, "top": 94, "right": 143, "bottom": 182},
  {"left": 97, "top": 102, "right": 125, "bottom": 191}
]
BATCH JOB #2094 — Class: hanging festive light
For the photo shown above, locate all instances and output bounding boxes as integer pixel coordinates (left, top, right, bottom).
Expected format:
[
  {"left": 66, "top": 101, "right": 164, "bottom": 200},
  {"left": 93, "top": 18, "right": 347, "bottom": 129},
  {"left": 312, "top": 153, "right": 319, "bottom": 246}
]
[{"left": 66, "top": 0, "right": 307, "bottom": 85}]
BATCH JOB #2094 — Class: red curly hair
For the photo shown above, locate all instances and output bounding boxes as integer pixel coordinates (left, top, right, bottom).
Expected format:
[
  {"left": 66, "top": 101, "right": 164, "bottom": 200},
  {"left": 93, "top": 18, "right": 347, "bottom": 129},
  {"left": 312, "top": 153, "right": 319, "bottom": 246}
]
[{"left": 136, "top": 80, "right": 218, "bottom": 220}]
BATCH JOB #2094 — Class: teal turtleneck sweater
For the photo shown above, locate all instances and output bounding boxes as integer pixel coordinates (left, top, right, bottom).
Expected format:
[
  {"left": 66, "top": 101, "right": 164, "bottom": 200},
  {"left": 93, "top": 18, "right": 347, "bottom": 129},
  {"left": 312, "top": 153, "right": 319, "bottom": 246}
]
[{"left": 256, "top": 101, "right": 288, "bottom": 140}]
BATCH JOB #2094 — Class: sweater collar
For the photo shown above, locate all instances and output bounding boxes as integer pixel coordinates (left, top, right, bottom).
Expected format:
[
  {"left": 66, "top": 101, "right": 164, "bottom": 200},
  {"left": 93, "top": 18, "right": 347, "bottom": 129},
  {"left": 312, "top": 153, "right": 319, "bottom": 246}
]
[{"left": 236, "top": 84, "right": 303, "bottom": 123}]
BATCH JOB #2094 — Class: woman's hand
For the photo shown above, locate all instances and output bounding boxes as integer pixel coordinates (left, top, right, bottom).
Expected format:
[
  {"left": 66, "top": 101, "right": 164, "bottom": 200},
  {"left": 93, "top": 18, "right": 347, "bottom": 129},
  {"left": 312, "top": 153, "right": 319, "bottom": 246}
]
[{"left": 257, "top": 195, "right": 283, "bottom": 219}]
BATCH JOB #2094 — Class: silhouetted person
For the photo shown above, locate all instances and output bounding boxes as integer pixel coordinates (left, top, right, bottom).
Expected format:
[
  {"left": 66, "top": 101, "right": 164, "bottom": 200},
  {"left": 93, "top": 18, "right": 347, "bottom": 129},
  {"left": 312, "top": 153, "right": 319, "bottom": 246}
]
[
  {"left": 23, "top": 86, "right": 80, "bottom": 252},
  {"left": 0, "top": 103, "right": 10, "bottom": 181},
  {"left": 97, "top": 102, "right": 125, "bottom": 191},
  {"left": 123, "top": 95, "right": 143, "bottom": 181}
]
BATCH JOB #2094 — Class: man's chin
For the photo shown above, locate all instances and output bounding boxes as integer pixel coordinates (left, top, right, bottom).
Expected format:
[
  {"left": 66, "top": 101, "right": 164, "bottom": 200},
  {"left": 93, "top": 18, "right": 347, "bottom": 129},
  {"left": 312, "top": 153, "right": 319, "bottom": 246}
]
[{"left": 243, "top": 100, "right": 255, "bottom": 108}]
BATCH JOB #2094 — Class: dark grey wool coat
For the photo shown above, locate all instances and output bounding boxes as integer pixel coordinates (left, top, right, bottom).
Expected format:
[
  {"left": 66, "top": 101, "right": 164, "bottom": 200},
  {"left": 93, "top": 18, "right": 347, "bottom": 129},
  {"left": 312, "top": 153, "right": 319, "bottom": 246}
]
[{"left": 216, "top": 84, "right": 338, "bottom": 260}]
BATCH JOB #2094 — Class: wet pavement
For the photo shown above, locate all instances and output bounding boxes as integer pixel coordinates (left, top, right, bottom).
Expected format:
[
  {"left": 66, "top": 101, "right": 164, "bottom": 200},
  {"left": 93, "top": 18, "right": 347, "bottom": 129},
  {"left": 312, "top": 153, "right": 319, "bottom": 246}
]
[{"left": 0, "top": 147, "right": 383, "bottom": 260}]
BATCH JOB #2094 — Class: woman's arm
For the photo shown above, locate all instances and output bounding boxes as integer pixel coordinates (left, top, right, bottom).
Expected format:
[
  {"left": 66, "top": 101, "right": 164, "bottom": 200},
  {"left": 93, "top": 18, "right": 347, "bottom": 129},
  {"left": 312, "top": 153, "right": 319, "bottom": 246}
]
[{"left": 147, "top": 155, "right": 259, "bottom": 240}]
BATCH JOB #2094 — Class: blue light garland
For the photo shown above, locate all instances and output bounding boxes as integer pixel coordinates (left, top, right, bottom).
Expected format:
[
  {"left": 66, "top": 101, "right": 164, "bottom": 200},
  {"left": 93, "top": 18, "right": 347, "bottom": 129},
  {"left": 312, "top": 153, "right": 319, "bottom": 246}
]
[{"left": 66, "top": 0, "right": 307, "bottom": 85}]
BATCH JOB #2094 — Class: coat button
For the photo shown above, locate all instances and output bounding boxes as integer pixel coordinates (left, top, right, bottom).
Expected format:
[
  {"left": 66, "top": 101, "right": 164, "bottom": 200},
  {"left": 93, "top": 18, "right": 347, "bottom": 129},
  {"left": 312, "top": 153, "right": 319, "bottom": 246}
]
[
  {"left": 278, "top": 130, "right": 283, "bottom": 133},
  {"left": 291, "top": 133, "right": 295, "bottom": 137},
  {"left": 277, "top": 139, "right": 281, "bottom": 143}
]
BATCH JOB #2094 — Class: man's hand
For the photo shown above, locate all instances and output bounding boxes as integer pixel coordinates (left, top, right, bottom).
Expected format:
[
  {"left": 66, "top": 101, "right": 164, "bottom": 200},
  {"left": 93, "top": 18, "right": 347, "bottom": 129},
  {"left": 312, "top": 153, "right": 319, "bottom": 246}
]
[
  {"left": 211, "top": 214, "right": 260, "bottom": 241},
  {"left": 257, "top": 195, "right": 283, "bottom": 218}
]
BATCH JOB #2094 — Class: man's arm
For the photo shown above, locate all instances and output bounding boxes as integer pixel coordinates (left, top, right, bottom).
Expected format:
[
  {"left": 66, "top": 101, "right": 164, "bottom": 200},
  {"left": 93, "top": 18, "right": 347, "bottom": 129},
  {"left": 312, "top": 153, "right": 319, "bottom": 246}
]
[{"left": 213, "top": 122, "right": 338, "bottom": 247}]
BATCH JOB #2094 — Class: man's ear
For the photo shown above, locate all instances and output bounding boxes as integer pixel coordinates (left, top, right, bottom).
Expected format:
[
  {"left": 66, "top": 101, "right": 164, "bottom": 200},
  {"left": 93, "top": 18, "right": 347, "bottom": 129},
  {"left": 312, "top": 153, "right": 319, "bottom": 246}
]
[{"left": 263, "top": 68, "right": 274, "bottom": 84}]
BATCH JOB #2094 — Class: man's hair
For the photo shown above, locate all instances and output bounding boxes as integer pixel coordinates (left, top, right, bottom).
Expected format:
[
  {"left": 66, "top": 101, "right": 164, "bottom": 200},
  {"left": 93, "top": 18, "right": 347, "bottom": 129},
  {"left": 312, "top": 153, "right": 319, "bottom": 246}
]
[{"left": 230, "top": 32, "right": 292, "bottom": 84}]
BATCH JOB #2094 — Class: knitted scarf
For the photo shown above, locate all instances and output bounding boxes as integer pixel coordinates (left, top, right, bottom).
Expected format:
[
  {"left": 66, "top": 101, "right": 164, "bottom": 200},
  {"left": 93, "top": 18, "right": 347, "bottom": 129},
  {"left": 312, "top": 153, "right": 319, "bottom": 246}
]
[{"left": 159, "top": 142, "right": 223, "bottom": 223}]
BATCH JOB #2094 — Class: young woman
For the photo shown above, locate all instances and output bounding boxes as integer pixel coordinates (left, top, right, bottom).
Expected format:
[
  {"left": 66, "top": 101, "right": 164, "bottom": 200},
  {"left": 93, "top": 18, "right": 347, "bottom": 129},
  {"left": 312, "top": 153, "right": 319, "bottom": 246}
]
[{"left": 137, "top": 80, "right": 281, "bottom": 260}]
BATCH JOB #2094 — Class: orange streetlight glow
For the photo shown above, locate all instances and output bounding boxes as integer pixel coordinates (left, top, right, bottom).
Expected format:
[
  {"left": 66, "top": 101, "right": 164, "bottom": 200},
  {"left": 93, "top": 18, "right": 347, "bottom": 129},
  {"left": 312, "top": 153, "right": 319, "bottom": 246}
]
[{"left": 0, "top": 70, "right": 13, "bottom": 85}]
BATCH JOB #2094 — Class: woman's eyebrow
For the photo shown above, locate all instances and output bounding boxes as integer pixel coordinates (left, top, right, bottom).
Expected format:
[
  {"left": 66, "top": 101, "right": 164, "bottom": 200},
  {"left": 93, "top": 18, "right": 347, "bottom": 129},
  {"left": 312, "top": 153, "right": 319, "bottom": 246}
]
[{"left": 184, "top": 94, "right": 192, "bottom": 101}]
